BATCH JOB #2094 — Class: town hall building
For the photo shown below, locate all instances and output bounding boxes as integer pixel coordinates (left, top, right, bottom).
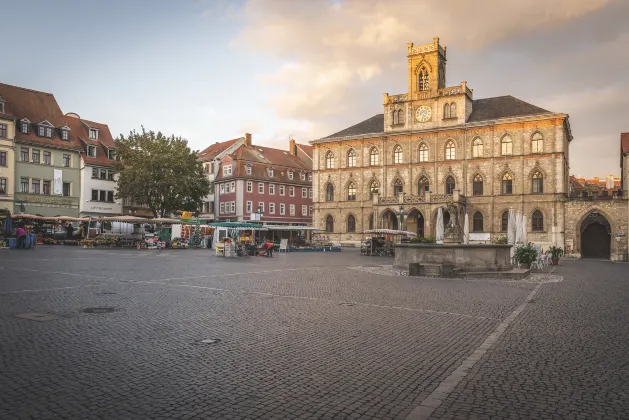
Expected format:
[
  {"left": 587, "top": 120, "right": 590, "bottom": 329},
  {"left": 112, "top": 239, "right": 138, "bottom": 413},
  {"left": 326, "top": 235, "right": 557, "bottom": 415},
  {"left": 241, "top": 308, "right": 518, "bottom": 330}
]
[{"left": 311, "top": 37, "right": 629, "bottom": 260}]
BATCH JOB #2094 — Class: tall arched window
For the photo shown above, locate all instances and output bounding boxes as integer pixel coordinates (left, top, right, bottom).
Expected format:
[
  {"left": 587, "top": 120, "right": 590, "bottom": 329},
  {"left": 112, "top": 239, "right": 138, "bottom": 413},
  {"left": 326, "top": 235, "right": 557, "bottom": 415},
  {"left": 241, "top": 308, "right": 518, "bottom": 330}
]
[
  {"left": 472, "top": 137, "right": 483, "bottom": 158},
  {"left": 397, "top": 109, "right": 403, "bottom": 125},
  {"left": 445, "top": 140, "right": 456, "bottom": 160},
  {"left": 532, "top": 171, "right": 544, "bottom": 193},
  {"left": 325, "top": 183, "right": 334, "bottom": 201},
  {"left": 531, "top": 132, "right": 543, "bottom": 153},
  {"left": 472, "top": 211, "right": 484, "bottom": 232},
  {"left": 418, "top": 67, "right": 429, "bottom": 91},
  {"left": 347, "top": 182, "right": 356, "bottom": 201},
  {"left": 501, "top": 211, "right": 509, "bottom": 232},
  {"left": 393, "top": 145, "right": 403, "bottom": 164},
  {"left": 392, "top": 109, "right": 398, "bottom": 125},
  {"left": 501, "top": 173, "right": 513, "bottom": 195},
  {"left": 368, "top": 214, "right": 374, "bottom": 230},
  {"left": 369, "top": 181, "right": 379, "bottom": 199},
  {"left": 450, "top": 103, "right": 456, "bottom": 118},
  {"left": 419, "top": 143, "right": 429, "bottom": 162},
  {"left": 418, "top": 176, "right": 429, "bottom": 195},
  {"left": 532, "top": 210, "right": 544, "bottom": 231},
  {"left": 501, "top": 135, "right": 513, "bottom": 155},
  {"left": 347, "top": 149, "right": 356, "bottom": 168},
  {"left": 472, "top": 174, "right": 483, "bottom": 196},
  {"left": 325, "top": 215, "right": 334, "bottom": 233},
  {"left": 445, "top": 176, "right": 455, "bottom": 194},
  {"left": 393, "top": 179, "right": 403, "bottom": 196},
  {"left": 347, "top": 214, "right": 356, "bottom": 233},
  {"left": 325, "top": 151, "right": 335, "bottom": 169},
  {"left": 443, "top": 103, "right": 450, "bottom": 119},
  {"left": 369, "top": 147, "right": 379, "bottom": 166}
]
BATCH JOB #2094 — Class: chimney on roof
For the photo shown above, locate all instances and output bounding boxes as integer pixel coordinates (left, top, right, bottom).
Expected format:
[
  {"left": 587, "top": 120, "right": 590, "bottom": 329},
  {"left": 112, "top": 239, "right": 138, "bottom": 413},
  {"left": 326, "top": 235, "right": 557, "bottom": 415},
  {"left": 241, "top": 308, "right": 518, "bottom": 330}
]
[
  {"left": 245, "top": 133, "right": 252, "bottom": 146},
  {"left": 289, "top": 138, "right": 296, "bottom": 156}
]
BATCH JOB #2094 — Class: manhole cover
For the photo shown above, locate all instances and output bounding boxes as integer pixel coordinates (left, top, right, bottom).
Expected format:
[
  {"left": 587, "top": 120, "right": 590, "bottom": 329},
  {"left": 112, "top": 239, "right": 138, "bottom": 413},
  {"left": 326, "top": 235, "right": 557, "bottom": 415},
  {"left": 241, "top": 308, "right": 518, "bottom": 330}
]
[
  {"left": 82, "top": 307, "right": 118, "bottom": 314},
  {"left": 14, "top": 313, "right": 61, "bottom": 322},
  {"left": 199, "top": 338, "right": 221, "bottom": 344}
]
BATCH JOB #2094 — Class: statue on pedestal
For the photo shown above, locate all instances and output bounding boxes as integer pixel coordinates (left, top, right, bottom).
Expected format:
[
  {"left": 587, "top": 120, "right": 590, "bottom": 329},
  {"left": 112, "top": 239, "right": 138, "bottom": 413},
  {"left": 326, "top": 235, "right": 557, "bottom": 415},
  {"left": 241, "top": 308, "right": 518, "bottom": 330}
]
[{"left": 443, "top": 200, "right": 463, "bottom": 244}]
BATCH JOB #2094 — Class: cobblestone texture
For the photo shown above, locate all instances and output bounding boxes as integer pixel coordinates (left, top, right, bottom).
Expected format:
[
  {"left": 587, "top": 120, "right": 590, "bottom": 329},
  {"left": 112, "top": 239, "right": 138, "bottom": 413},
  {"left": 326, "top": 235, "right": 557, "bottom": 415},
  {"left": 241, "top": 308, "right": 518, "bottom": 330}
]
[{"left": 0, "top": 248, "right": 626, "bottom": 419}]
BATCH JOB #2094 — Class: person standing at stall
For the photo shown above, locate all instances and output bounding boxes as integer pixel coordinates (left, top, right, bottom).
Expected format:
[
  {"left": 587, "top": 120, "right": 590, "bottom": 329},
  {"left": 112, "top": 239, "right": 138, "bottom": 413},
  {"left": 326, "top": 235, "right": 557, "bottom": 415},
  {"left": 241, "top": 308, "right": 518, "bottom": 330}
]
[
  {"left": 65, "top": 222, "right": 75, "bottom": 239},
  {"left": 15, "top": 223, "right": 27, "bottom": 249}
]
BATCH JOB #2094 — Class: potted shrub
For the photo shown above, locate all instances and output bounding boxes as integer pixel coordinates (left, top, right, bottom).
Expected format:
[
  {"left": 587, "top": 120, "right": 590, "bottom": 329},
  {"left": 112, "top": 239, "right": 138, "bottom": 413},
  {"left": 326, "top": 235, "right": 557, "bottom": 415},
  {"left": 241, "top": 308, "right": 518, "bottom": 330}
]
[
  {"left": 514, "top": 244, "right": 538, "bottom": 269},
  {"left": 548, "top": 246, "right": 564, "bottom": 265}
]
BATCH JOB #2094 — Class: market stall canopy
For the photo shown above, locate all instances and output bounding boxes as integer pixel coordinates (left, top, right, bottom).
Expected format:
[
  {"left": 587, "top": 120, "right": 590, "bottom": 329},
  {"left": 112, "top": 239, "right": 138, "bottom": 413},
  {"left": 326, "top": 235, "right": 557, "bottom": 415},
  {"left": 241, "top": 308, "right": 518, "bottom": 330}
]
[
  {"left": 265, "top": 225, "right": 321, "bottom": 230},
  {"left": 149, "top": 218, "right": 182, "bottom": 224},
  {"left": 11, "top": 214, "right": 44, "bottom": 220},
  {"left": 93, "top": 215, "right": 150, "bottom": 223},
  {"left": 56, "top": 216, "right": 89, "bottom": 222},
  {"left": 362, "top": 229, "right": 417, "bottom": 237},
  {"left": 207, "top": 221, "right": 267, "bottom": 230}
]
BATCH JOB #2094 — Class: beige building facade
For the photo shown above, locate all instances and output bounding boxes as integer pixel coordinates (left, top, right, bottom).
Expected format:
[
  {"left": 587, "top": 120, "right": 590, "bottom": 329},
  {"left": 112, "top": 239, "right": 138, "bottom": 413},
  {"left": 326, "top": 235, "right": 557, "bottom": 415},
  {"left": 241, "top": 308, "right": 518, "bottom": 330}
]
[
  {"left": 0, "top": 97, "right": 15, "bottom": 214},
  {"left": 311, "top": 38, "right": 629, "bottom": 260}
]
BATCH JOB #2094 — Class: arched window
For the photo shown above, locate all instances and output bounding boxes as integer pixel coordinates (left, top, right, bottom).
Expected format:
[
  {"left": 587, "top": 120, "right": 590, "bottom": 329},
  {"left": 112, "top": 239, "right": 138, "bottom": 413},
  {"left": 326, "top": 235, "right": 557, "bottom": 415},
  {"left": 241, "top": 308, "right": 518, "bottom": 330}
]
[
  {"left": 325, "top": 215, "right": 334, "bottom": 233},
  {"left": 445, "top": 176, "right": 455, "bottom": 194},
  {"left": 418, "top": 67, "right": 429, "bottom": 91},
  {"left": 450, "top": 103, "right": 456, "bottom": 118},
  {"left": 501, "top": 211, "right": 509, "bottom": 232},
  {"left": 443, "top": 103, "right": 450, "bottom": 119},
  {"left": 347, "top": 149, "right": 356, "bottom": 168},
  {"left": 532, "top": 210, "right": 544, "bottom": 231},
  {"left": 501, "top": 135, "right": 513, "bottom": 156},
  {"left": 472, "top": 137, "right": 483, "bottom": 158},
  {"left": 531, "top": 132, "right": 543, "bottom": 153},
  {"left": 393, "top": 179, "right": 403, "bottom": 196},
  {"left": 419, "top": 143, "right": 429, "bottom": 162},
  {"left": 392, "top": 109, "right": 398, "bottom": 125},
  {"left": 397, "top": 109, "right": 404, "bottom": 125},
  {"left": 418, "top": 176, "right": 429, "bottom": 195},
  {"left": 369, "top": 181, "right": 379, "bottom": 199},
  {"left": 532, "top": 171, "right": 544, "bottom": 193},
  {"left": 472, "top": 174, "right": 483, "bottom": 196},
  {"left": 393, "top": 145, "right": 403, "bottom": 164},
  {"left": 325, "top": 183, "right": 334, "bottom": 201},
  {"left": 369, "top": 147, "right": 379, "bottom": 166},
  {"left": 501, "top": 173, "right": 513, "bottom": 195},
  {"left": 347, "top": 182, "right": 356, "bottom": 201},
  {"left": 445, "top": 140, "right": 456, "bottom": 160},
  {"left": 368, "top": 214, "right": 374, "bottom": 230},
  {"left": 325, "top": 151, "right": 335, "bottom": 169},
  {"left": 347, "top": 214, "right": 356, "bottom": 233},
  {"left": 472, "top": 211, "right": 484, "bottom": 232}
]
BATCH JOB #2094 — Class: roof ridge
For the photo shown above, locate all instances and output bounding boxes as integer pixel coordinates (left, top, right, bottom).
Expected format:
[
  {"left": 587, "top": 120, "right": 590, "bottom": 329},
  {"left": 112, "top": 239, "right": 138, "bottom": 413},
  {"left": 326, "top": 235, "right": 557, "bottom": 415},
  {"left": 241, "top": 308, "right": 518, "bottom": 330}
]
[{"left": 0, "top": 82, "right": 55, "bottom": 97}]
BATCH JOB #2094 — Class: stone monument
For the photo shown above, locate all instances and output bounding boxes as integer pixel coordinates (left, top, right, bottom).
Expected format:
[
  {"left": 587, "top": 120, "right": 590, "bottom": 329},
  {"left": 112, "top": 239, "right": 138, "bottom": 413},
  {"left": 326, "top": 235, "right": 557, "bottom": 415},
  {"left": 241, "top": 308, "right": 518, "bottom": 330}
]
[{"left": 443, "top": 200, "right": 463, "bottom": 244}]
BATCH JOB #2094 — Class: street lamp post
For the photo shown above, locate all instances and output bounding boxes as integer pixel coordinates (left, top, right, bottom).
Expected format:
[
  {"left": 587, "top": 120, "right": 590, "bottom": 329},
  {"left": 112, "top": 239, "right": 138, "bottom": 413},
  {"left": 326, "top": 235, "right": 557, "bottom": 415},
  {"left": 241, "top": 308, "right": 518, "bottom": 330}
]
[
  {"left": 257, "top": 205, "right": 264, "bottom": 243},
  {"left": 398, "top": 205, "right": 407, "bottom": 232}
]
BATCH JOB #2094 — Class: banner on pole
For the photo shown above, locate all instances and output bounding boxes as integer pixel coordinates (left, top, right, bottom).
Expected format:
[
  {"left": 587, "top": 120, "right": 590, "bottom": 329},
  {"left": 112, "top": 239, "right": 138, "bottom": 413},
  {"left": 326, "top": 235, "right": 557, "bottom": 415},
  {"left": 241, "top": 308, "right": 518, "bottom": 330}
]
[{"left": 53, "top": 169, "right": 63, "bottom": 195}]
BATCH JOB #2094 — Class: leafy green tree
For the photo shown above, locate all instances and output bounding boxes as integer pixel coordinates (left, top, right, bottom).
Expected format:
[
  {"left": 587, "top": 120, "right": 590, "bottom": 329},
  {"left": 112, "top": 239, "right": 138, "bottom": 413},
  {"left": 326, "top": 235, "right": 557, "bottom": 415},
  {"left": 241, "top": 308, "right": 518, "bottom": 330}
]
[{"left": 114, "top": 128, "right": 210, "bottom": 218}]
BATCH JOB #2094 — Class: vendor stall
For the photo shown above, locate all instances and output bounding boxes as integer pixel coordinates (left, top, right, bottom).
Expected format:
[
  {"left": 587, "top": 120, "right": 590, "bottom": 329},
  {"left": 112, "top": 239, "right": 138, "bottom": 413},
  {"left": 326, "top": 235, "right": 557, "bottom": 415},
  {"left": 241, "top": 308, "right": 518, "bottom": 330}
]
[
  {"left": 360, "top": 229, "right": 417, "bottom": 256},
  {"left": 207, "top": 222, "right": 268, "bottom": 257}
]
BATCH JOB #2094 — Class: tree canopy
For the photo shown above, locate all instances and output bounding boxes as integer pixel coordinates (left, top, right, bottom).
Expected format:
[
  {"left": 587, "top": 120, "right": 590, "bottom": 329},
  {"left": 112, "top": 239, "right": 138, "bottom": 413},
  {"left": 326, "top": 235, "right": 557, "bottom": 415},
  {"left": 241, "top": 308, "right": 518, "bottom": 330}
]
[{"left": 114, "top": 128, "right": 210, "bottom": 218}]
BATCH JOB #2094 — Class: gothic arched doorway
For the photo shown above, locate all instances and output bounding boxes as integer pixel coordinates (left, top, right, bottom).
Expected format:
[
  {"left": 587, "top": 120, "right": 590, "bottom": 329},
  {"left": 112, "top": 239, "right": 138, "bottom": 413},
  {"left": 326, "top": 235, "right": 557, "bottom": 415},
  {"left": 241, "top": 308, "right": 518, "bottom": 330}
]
[
  {"left": 382, "top": 209, "right": 398, "bottom": 230},
  {"left": 407, "top": 209, "right": 425, "bottom": 237},
  {"left": 580, "top": 212, "right": 611, "bottom": 259}
]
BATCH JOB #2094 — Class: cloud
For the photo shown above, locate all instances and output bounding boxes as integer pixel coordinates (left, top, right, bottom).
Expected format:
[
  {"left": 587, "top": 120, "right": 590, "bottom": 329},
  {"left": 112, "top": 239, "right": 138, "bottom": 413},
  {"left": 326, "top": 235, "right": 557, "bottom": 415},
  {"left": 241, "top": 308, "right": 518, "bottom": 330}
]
[{"left": 224, "top": 0, "right": 625, "bottom": 176}]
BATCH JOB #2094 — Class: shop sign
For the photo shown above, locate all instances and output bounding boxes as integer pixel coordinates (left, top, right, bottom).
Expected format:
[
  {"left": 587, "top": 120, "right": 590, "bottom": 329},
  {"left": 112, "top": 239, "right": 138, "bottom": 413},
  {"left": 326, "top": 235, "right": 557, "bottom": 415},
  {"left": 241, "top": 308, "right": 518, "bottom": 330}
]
[{"left": 23, "top": 195, "right": 73, "bottom": 205}]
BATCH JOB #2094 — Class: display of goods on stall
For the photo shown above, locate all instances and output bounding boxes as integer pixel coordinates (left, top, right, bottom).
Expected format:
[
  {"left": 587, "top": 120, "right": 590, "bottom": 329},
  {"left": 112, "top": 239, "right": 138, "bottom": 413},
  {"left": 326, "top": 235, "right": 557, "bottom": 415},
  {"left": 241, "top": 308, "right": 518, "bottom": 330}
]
[{"left": 170, "top": 237, "right": 189, "bottom": 249}]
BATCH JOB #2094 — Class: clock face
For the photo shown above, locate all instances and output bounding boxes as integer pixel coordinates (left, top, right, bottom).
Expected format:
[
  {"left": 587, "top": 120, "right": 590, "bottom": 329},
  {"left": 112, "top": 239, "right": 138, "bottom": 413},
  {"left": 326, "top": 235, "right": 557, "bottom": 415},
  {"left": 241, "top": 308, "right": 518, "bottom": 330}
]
[{"left": 415, "top": 105, "right": 432, "bottom": 122}]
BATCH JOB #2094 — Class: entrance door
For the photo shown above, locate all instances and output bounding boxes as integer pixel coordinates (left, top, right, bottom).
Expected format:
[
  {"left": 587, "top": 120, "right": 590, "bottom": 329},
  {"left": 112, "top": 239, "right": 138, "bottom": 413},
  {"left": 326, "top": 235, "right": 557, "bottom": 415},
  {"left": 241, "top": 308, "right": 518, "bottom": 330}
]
[{"left": 580, "top": 212, "right": 611, "bottom": 259}]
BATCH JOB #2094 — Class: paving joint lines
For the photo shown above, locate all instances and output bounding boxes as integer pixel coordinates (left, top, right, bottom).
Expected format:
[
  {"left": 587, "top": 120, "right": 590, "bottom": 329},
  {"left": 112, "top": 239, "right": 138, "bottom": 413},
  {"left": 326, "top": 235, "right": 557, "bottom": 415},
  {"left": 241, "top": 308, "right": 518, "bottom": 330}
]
[{"left": 404, "top": 267, "right": 561, "bottom": 420}]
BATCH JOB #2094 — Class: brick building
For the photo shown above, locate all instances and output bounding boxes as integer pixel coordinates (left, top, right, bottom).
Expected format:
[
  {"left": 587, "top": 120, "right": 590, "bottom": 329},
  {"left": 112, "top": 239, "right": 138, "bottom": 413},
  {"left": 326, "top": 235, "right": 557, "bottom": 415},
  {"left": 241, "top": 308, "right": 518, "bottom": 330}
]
[{"left": 215, "top": 139, "right": 313, "bottom": 225}]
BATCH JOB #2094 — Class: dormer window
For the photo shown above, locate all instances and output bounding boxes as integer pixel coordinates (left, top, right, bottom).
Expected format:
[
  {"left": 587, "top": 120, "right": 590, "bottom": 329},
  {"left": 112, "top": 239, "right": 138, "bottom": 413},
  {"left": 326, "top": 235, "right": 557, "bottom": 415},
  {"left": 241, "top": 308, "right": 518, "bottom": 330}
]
[
  {"left": 46, "top": 127, "right": 52, "bottom": 137},
  {"left": 268, "top": 168, "right": 274, "bottom": 177},
  {"left": 87, "top": 145, "right": 97, "bottom": 157},
  {"left": 0, "top": 97, "right": 4, "bottom": 114},
  {"left": 223, "top": 165, "right": 232, "bottom": 176},
  {"left": 300, "top": 172, "right": 305, "bottom": 181},
  {"left": 288, "top": 171, "right": 293, "bottom": 180},
  {"left": 38, "top": 126, "right": 45, "bottom": 136},
  {"left": 107, "top": 149, "right": 115, "bottom": 160},
  {"left": 61, "top": 128, "right": 69, "bottom": 140},
  {"left": 20, "top": 120, "right": 29, "bottom": 134},
  {"left": 89, "top": 128, "right": 98, "bottom": 140},
  {"left": 246, "top": 166, "right": 252, "bottom": 175}
]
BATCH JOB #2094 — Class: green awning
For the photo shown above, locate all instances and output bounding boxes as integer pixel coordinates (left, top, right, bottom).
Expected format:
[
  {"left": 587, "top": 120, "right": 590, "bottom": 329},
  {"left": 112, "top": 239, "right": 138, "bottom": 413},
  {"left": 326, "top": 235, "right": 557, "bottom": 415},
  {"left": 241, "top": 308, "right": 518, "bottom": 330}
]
[{"left": 206, "top": 222, "right": 264, "bottom": 228}]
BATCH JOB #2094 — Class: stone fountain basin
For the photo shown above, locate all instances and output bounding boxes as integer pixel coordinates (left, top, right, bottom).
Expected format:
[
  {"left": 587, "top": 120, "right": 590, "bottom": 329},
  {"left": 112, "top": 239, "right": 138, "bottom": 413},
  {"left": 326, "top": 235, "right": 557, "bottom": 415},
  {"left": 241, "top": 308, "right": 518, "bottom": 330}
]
[{"left": 394, "top": 243, "right": 513, "bottom": 272}]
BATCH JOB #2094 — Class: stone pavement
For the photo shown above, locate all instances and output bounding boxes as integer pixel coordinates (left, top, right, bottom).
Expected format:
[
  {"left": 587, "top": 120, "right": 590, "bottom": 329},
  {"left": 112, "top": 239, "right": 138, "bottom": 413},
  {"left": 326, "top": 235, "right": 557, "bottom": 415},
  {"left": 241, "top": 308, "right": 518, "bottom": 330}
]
[{"left": 0, "top": 248, "right": 627, "bottom": 419}]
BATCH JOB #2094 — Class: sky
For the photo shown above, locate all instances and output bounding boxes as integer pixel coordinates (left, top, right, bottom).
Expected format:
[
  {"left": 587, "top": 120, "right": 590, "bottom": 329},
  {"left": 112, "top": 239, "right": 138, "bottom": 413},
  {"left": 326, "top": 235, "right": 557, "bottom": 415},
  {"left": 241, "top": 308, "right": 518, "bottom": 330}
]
[{"left": 1, "top": 0, "right": 627, "bottom": 177}]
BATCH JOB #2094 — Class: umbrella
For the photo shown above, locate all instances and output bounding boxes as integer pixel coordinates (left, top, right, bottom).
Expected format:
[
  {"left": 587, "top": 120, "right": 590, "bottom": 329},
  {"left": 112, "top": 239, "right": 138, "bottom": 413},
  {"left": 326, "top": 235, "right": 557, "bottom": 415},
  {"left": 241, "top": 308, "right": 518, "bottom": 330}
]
[
  {"left": 436, "top": 208, "right": 444, "bottom": 244},
  {"left": 515, "top": 211, "right": 523, "bottom": 244},
  {"left": 3, "top": 212, "right": 12, "bottom": 236},
  {"left": 521, "top": 214, "right": 528, "bottom": 245},
  {"left": 507, "top": 208, "right": 516, "bottom": 259},
  {"left": 463, "top": 213, "right": 469, "bottom": 244}
]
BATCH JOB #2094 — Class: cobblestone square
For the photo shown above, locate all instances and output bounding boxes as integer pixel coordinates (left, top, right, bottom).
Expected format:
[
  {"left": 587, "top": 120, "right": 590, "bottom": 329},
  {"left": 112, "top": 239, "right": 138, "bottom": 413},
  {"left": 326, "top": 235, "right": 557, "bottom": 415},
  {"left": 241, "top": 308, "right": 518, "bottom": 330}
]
[{"left": 0, "top": 248, "right": 627, "bottom": 419}]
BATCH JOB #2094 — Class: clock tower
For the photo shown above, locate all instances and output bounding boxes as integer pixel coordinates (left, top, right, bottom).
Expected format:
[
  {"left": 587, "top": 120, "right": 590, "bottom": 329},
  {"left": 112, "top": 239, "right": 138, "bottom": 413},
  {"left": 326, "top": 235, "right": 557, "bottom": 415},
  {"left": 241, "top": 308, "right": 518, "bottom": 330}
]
[{"left": 383, "top": 37, "right": 474, "bottom": 133}]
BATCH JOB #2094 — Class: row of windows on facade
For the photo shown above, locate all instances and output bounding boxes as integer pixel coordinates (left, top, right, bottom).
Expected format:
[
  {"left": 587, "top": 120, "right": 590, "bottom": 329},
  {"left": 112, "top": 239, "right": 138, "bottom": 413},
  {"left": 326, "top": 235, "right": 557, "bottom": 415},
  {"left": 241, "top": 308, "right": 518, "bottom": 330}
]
[
  {"left": 220, "top": 181, "right": 313, "bottom": 198},
  {"left": 86, "top": 145, "right": 115, "bottom": 159},
  {"left": 12, "top": 119, "right": 99, "bottom": 140},
  {"left": 323, "top": 133, "right": 545, "bottom": 169},
  {"left": 219, "top": 201, "right": 312, "bottom": 217},
  {"left": 91, "top": 167, "right": 115, "bottom": 181},
  {"left": 324, "top": 171, "right": 545, "bottom": 201},
  {"left": 322, "top": 210, "right": 545, "bottom": 233},
  {"left": 222, "top": 164, "right": 312, "bottom": 181},
  {"left": 18, "top": 147, "right": 72, "bottom": 167},
  {"left": 391, "top": 102, "right": 458, "bottom": 125},
  {"left": 19, "top": 178, "right": 71, "bottom": 196}
]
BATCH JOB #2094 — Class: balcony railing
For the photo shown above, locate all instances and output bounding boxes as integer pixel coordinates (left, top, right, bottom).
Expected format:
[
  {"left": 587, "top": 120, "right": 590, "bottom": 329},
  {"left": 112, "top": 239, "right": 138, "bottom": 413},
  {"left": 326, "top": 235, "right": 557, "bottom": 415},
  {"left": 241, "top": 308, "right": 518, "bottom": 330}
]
[{"left": 377, "top": 191, "right": 465, "bottom": 205}]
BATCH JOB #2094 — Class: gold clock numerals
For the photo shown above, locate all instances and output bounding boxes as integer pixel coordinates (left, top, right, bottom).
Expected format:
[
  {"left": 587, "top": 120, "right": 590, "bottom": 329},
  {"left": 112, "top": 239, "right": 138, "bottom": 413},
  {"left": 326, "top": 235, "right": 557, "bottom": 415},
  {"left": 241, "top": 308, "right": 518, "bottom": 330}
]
[{"left": 415, "top": 105, "right": 432, "bottom": 122}]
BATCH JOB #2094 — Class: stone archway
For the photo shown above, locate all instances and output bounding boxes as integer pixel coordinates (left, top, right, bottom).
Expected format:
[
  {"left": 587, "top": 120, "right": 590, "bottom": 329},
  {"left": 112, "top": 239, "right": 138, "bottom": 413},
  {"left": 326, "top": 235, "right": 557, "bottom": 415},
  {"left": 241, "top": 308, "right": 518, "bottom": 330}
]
[
  {"left": 381, "top": 209, "right": 398, "bottom": 230},
  {"left": 580, "top": 212, "right": 611, "bottom": 259},
  {"left": 407, "top": 209, "right": 425, "bottom": 237}
]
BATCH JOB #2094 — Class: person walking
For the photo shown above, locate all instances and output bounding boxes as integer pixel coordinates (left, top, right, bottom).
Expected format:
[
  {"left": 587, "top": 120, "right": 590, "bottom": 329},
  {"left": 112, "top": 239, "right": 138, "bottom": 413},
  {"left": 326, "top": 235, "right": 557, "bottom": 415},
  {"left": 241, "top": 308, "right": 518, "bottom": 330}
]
[
  {"left": 65, "top": 222, "right": 75, "bottom": 239},
  {"left": 15, "top": 223, "right": 27, "bottom": 249}
]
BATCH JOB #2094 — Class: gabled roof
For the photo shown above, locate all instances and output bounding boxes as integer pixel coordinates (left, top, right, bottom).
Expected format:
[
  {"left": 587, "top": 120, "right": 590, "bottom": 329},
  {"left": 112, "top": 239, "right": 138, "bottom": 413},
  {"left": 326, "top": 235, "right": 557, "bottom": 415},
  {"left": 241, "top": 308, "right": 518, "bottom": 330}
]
[
  {"left": 197, "top": 138, "right": 242, "bottom": 162},
  {"left": 296, "top": 143, "right": 313, "bottom": 159},
  {"left": 467, "top": 95, "right": 550, "bottom": 122},
  {"left": 323, "top": 114, "right": 385, "bottom": 139},
  {"left": 65, "top": 115, "right": 116, "bottom": 167}
]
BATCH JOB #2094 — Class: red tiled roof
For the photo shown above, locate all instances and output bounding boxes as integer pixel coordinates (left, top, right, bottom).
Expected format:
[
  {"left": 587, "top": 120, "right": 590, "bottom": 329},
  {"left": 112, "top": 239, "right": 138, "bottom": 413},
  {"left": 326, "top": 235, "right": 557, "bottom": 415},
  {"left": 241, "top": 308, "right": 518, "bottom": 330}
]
[
  {"left": 197, "top": 138, "right": 241, "bottom": 162},
  {"left": 296, "top": 143, "right": 313, "bottom": 159},
  {"left": 0, "top": 83, "right": 82, "bottom": 151},
  {"left": 64, "top": 115, "right": 116, "bottom": 167},
  {"left": 572, "top": 176, "right": 620, "bottom": 191}
]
